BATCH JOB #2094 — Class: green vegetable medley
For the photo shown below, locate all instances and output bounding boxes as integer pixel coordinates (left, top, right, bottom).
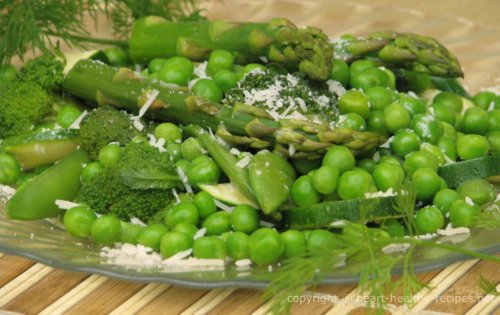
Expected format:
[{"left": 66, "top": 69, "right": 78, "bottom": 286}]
[{"left": 0, "top": 2, "right": 499, "bottom": 313}]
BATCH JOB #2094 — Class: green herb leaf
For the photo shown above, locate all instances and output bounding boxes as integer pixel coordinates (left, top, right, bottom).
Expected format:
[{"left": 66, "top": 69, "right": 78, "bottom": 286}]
[{"left": 120, "top": 164, "right": 182, "bottom": 190}]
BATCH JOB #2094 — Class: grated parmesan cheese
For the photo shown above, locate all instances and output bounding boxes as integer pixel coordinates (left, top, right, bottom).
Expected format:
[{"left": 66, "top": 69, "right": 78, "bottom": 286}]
[
  {"left": 177, "top": 167, "right": 193, "bottom": 193},
  {"left": 69, "top": 110, "right": 88, "bottom": 129},
  {"left": 236, "top": 156, "right": 251, "bottom": 168},
  {"left": 138, "top": 89, "right": 160, "bottom": 118},
  {"left": 214, "top": 200, "right": 234, "bottom": 213},
  {"left": 55, "top": 200, "right": 80, "bottom": 210}
]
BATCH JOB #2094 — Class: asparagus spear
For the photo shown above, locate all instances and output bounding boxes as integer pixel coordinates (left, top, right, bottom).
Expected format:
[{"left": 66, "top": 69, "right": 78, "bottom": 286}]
[
  {"left": 63, "top": 60, "right": 384, "bottom": 159},
  {"left": 128, "top": 16, "right": 333, "bottom": 81},
  {"left": 333, "top": 31, "right": 463, "bottom": 78}
]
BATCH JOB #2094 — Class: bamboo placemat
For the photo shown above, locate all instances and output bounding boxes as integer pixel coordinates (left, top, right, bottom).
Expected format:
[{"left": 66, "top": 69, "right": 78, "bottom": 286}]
[{"left": 0, "top": 255, "right": 498, "bottom": 314}]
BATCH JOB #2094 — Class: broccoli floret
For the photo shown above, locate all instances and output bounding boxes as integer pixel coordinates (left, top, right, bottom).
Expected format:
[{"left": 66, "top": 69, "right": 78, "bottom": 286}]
[
  {"left": 0, "top": 81, "right": 52, "bottom": 138},
  {"left": 76, "top": 142, "right": 180, "bottom": 222},
  {"left": 223, "top": 69, "right": 339, "bottom": 122},
  {"left": 17, "top": 54, "right": 64, "bottom": 91},
  {"left": 78, "top": 106, "right": 140, "bottom": 159}
]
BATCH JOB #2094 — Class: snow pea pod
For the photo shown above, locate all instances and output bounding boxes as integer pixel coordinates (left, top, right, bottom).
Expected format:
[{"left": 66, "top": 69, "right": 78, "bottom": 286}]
[
  {"left": 248, "top": 151, "right": 295, "bottom": 215},
  {"left": 1, "top": 129, "right": 79, "bottom": 170},
  {"left": 6, "top": 150, "right": 90, "bottom": 220}
]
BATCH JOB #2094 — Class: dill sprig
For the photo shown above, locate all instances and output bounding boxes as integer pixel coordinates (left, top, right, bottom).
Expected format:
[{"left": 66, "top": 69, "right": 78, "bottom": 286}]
[
  {"left": 264, "top": 183, "right": 500, "bottom": 314},
  {"left": 0, "top": 0, "right": 204, "bottom": 65}
]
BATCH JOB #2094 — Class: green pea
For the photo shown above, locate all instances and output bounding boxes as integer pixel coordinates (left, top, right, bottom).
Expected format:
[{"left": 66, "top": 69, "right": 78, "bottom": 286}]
[
  {"left": 213, "top": 69, "right": 238, "bottom": 92},
  {"left": 203, "top": 211, "right": 231, "bottom": 235},
  {"left": 487, "top": 109, "right": 500, "bottom": 132},
  {"left": 412, "top": 168, "right": 442, "bottom": 202},
  {"left": 381, "top": 219, "right": 405, "bottom": 237},
  {"left": 166, "top": 143, "right": 182, "bottom": 162},
  {"left": 338, "top": 90, "right": 370, "bottom": 119},
  {"left": 137, "top": 224, "right": 169, "bottom": 251},
  {"left": 433, "top": 189, "right": 460, "bottom": 214},
  {"left": 383, "top": 102, "right": 411, "bottom": 134},
  {"left": 463, "top": 107, "right": 488, "bottom": 135},
  {"left": 472, "top": 91, "right": 496, "bottom": 110},
  {"left": 330, "top": 59, "right": 350, "bottom": 87},
  {"left": 456, "top": 134, "right": 489, "bottom": 160},
  {"left": 194, "top": 191, "right": 217, "bottom": 219},
  {"left": 90, "top": 215, "right": 122, "bottom": 245},
  {"left": 148, "top": 58, "right": 168, "bottom": 73},
  {"left": 158, "top": 56, "right": 194, "bottom": 86},
  {"left": 154, "top": 122, "right": 183, "bottom": 145},
  {"left": 226, "top": 232, "right": 250, "bottom": 260},
  {"left": 104, "top": 47, "right": 131, "bottom": 66},
  {"left": 372, "top": 162, "right": 404, "bottom": 192},
  {"left": 120, "top": 222, "right": 145, "bottom": 244},
  {"left": 381, "top": 68, "right": 396, "bottom": 90},
  {"left": 390, "top": 130, "right": 421, "bottom": 158},
  {"left": 433, "top": 102, "right": 456, "bottom": 125},
  {"left": 337, "top": 112, "right": 366, "bottom": 131},
  {"left": 306, "top": 230, "right": 337, "bottom": 252},
  {"left": 436, "top": 137, "right": 457, "bottom": 161},
  {"left": 399, "top": 93, "right": 427, "bottom": 116},
  {"left": 350, "top": 67, "right": 390, "bottom": 91},
  {"left": 487, "top": 131, "right": 500, "bottom": 155},
  {"left": 248, "top": 228, "right": 284, "bottom": 265},
  {"left": 187, "top": 156, "right": 221, "bottom": 186},
  {"left": 230, "top": 204, "right": 260, "bottom": 234},
  {"left": 366, "top": 86, "right": 395, "bottom": 111},
  {"left": 160, "top": 232, "right": 193, "bottom": 258},
  {"left": 180, "top": 137, "right": 205, "bottom": 162},
  {"left": 207, "top": 49, "right": 234, "bottom": 77},
  {"left": 403, "top": 150, "right": 439, "bottom": 175},
  {"left": 366, "top": 110, "right": 388, "bottom": 136},
  {"left": 81, "top": 162, "right": 102, "bottom": 184},
  {"left": 337, "top": 169, "right": 376, "bottom": 200},
  {"left": 322, "top": 145, "right": 355, "bottom": 173},
  {"left": 193, "top": 236, "right": 227, "bottom": 259},
  {"left": 350, "top": 59, "right": 376, "bottom": 74},
  {"left": 378, "top": 155, "right": 401, "bottom": 166},
  {"left": 415, "top": 206, "right": 444, "bottom": 234},
  {"left": 98, "top": 144, "right": 122, "bottom": 168},
  {"left": 441, "top": 122, "right": 457, "bottom": 141},
  {"left": 357, "top": 158, "right": 377, "bottom": 174},
  {"left": 411, "top": 113, "right": 443, "bottom": 144},
  {"left": 0, "top": 153, "right": 22, "bottom": 185},
  {"left": 456, "top": 179, "right": 495, "bottom": 206},
  {"left": 312, "top": 165, "right": 340, "bottom": 195},
  {"left": 281, "top": 230, "right": 306, "bottom": 259},
  {"left": 449, "top": 200, "right": 480, "bottom": 228},
  {"left": 290, "top": 175, "right": 321, "bottom": 206},
  {"left": 57, "top": 105, "right": 83, "bottom": 128},
  {"left": 192, "top": 78, "right": 223, "bottom": 103},
  {"left": 421, "top": 142, "right": 445, "bottom": 165},
  {"left": 164, "top": 202, "right": 199, "bottom": 229},
  {"left": 172, "top": 222, "right": 198, "bottom": 239},
  {"left": 433, "top": 91, "right": 463, "bottom": 113},
  {"left": 175, "top": 159, "right": 191, "bottom": 173},
  {"left": 63, "top": 205, "right": 97, "bottom": 238},
  {"left": 238, "top": 63, "right": 266, "bottom": 79}
]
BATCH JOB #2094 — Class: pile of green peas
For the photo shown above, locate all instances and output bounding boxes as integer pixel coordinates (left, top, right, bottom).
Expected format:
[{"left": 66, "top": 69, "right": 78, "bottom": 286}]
[
  {"left": 288, "top": 58, "right": 500, "bottom": 235},
  {"left": 63, "top": 197, "right": 351, "bottom": 265},
  {"left": 140, "top": 49, "right": 267, "bottom": 104}
]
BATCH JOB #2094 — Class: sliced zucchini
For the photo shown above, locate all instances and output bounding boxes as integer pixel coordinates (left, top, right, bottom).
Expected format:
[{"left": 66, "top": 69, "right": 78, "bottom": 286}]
[
  {"left": 438, "top": 155, "right": 500, "bottom": 188},
  {"left": 282, "top": 196, "right": 396, "bottom": 229}
]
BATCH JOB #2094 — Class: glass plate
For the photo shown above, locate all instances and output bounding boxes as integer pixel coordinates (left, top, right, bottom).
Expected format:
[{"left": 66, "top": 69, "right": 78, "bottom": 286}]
[{"left": 1, "top": 0, "right": 499, "bottom": 289}]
